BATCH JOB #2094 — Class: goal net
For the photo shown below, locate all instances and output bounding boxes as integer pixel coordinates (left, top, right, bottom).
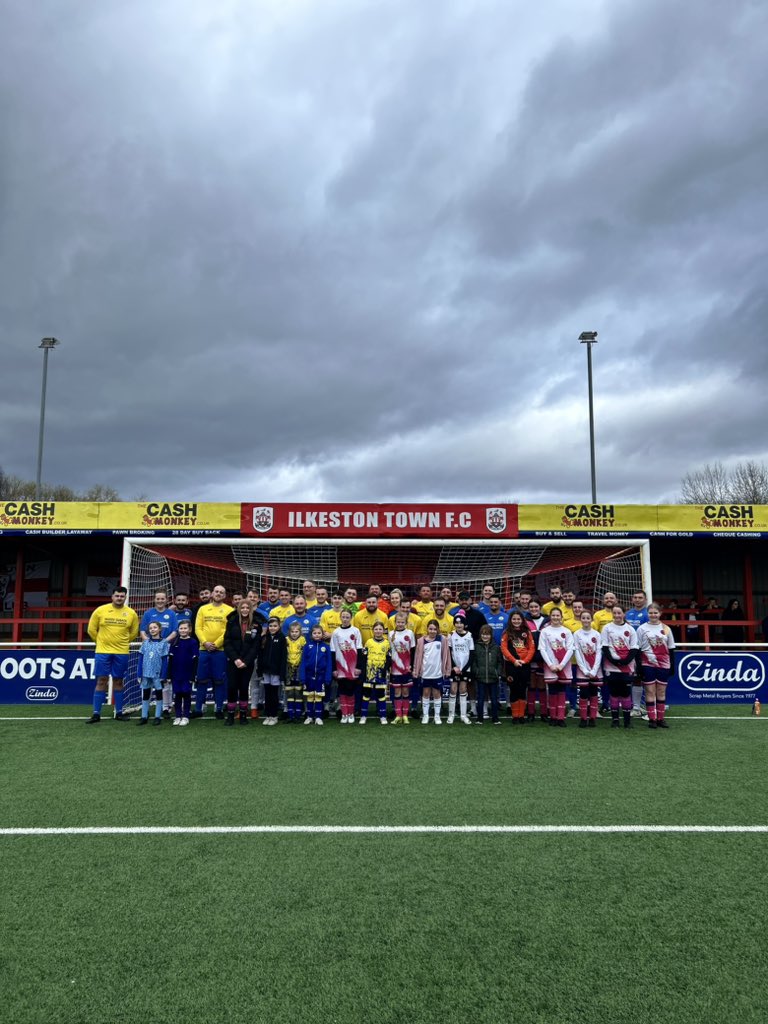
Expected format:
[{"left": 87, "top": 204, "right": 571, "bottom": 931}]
[{"left": 120, "top": 538, "right": 650, "bottom": 711}]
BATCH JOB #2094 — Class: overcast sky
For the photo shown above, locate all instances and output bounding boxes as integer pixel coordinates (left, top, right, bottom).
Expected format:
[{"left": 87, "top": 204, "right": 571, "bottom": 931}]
[{"left": 1, "top": 0, "right": 765, "bottom": 504}]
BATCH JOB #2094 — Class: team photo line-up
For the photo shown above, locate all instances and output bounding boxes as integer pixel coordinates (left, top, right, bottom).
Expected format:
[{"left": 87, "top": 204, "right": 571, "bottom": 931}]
[{"left": 84, "top": 579, "right": 677, "bottom": 730}]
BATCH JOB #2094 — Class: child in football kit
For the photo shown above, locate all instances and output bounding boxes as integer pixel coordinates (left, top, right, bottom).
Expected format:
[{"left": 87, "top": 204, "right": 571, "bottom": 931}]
[
  {"left": 537, "top": 608, "right": 575, "bottom": 727},
  {"left": 572, "top": 610, "right": 603, "bottom": 727},
  {"left": 169, "top": 620, "right": 198, "bottom": 726},
  {"left": 413, "top": 620, "right": 452, "bottom": 724},
  {"left": 299, "top": 625, "right": 333, "bottom": 725},
  {"left": 389, "top": 612, "right": 416, "bottom": 725},
  {"left": 361, "top": 621, "right": 391, "bottom": 725},
  {"left": 137, "top": 621, "right": 170, "bottom": 726},
  {"left": 447, "top": 616, "right": 474, "bottom": 724},
  {"left": 636, "top": 603, "right": 676, "bottom": 729},
  {"left": 285, "top": 621, "right": 306, "bottom": 722},
  {"left": 601, "top": 606, "right": 639, "bottom": 729},
  {"left": 331, "top": 608, "right": 363, "bottom": 724}
]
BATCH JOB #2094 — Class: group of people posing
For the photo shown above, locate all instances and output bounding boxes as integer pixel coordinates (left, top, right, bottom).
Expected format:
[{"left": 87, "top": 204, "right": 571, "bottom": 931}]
[{"left": 83, "top": 579, "right": 675, "bottom": 730}]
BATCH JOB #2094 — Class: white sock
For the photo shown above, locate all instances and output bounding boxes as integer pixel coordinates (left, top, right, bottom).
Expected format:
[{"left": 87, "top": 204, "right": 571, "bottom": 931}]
[
  {"left": 422, "top": 698, "right": 431, "bottom": 719},
  {"left": 459, "top": 693, "right": 467, "bottom": 718},
  {"left": 448, "top": 696, "right": 456, "bottom": 717},
  {"left": 433, "top": 697, "right": 442, "bottom": 721}
]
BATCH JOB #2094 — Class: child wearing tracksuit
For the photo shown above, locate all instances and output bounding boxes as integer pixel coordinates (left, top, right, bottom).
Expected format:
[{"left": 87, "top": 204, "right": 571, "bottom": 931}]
[
  {"left": 299, "top": 626, "right": 333, "bottom": 726},
  {"left": 169, "top": 619, "right": 198, "bottom": 726},
  {"left": 137, "top": 621, "right": 170, "bottom": 726}
]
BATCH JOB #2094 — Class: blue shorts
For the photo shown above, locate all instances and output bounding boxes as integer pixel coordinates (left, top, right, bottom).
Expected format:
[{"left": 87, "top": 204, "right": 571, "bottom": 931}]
[
  {"left": 642, "top": 666, "right": 671, "bottom": 683},
  {"left": 197, "top": 650, "right": 227, "bottom": 683},
  {"left": 94, "top": 653, "right": 128, "bottom": 680}
]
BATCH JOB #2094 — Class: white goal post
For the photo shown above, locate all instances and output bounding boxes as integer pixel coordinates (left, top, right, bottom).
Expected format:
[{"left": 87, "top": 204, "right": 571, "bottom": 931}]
[{"left": 119, "top": 536, "right": 652, "bottom": 711}]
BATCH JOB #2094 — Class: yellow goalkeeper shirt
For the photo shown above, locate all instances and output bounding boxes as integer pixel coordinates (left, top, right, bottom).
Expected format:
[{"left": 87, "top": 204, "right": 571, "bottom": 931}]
[
  {"left": 352, "top": 608, "right": 390, "bottom": 645},
  {"left": 194, "top": 602, "right": 234, "bottom": 649},
  {"left": 592, "top": 608, "right": 614, "bottom": 633},
  {"left": 270, "top": 603, "right": 296, "bottom": 623},
  {"left": 416, "top": 612, "right": 455, "bottom": 637},
  {"left": 320, "top": 608, "right": 343, "bottom": 637},
  {"left": 87, "top": 603, "right": 139, "bottom": 654}
]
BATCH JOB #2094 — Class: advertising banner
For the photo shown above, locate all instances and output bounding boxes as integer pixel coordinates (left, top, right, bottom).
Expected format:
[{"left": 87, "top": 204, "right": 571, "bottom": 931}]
[
  {"left": 666, "top": 651, "right": 768, "bottom": 704},
  {"left": 240, "top": 503, "right": 519, "bottom": 539},
  {"left": 0, "top": 649, "right": 98, "bottom": 704},
  {"left": 97, "top": 502, "right": 241, "bottom": 536},
  {"left": 655, "top": 504, "right": 768, "bottom": 538},
  {"left": 518, "top": 504, "right": 659, "bottom": 537},
  {"left": 0, "top": 501, "right": 99, "bottom": 536}
]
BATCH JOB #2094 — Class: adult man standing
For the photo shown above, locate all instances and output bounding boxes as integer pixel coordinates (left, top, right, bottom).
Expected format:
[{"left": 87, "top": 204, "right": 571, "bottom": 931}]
[
  {"left": 192, "top": 585, "right": 234, "bottom": 719},
  {"left": 542, "top": 586, "right": 569, "bottom": 620},
  {"left": 85, "top": 586, "right": 139, "bottom": 723},
  {"left": 270, "top": 589, "right": 296, "bottom": 624},
  {"left": 320, "top": 593, "right": 345, "bottom": 640},
  {"left": 191, "top": 587, "right": 211, "bottom": 632},
  {"left": 302, "top": 580, "right": 318, "bottom": 608},
  {"left": 353, "top": 595, "right": 389, "bottom": 645},
  {"left": 625, "top": 590, "right": 649, "bottom": 716},
  {"left": 412, "top": 585, "right": 435, "bottom": 620},
  {"left": 171, "top": 592, "right": 193, "bottom": 627},
  {"left": 483, "top": 595, "right": 508, "bottom": 645},
  {"left": 140, "top": 590, "right": 179, "bottom": 718},
  {"left": 415, "top": 598, "right": 454, "bottom": 637},
  {"left": 476, "top": 585, "right": 504, "bottom": 617},
  {"left": 256, "top": 586, "right": 280, "bottom": 622},
  {"left": 342, "top": 588, "right": 361, "bottom": 614},
  {"left": 308, "top": 587, "right": 331, "bottom": 624},
  {"left": 451, "top": 591, "right": 488, "bottom": 641},
  {"left": 592, "top": 592, "right": 617, "bottom": 633},
  {"left": 282, "top": 596, "right": 315, "bottom": 638}
]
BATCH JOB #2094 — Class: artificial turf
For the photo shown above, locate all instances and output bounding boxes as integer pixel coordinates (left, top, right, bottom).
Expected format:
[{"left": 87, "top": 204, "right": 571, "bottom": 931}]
[{"left": 1, "top": 707, "right": 767, "bottom": 1023}]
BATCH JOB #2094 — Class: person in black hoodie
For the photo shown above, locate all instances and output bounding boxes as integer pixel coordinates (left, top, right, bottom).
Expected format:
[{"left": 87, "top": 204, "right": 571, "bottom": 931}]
[
  {"left": 223, "top": 599, "right": 261, "bottom": 726},
  {"left": 260, "top": 617, "right": 288, "bottom": 725},
  {"left": 721, "top": 599, "right": 746, "bottom": 646}
]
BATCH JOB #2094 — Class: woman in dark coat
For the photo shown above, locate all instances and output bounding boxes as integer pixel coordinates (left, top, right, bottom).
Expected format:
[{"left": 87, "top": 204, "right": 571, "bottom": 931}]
[
  {"left": 721, "top": 599, "right": 746, "bottom": 645},
  {"left": 223, "top": 599, "right": 261, "bottom": 725}
]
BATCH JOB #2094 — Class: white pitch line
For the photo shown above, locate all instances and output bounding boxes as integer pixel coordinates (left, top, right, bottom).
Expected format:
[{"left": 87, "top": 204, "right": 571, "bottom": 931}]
[{"left": 1, "top": 824, "right": 768, "bottom": 837}]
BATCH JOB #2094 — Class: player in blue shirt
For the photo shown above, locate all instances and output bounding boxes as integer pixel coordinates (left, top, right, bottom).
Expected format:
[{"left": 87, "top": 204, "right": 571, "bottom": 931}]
[
  {"left": 282, "top": 596, "right": 315, "bottom": 638},
  {"left": 483, "top": 595, "right": 509, "bottom": 645},
  {"left": 476, "top": 585, "right": 506, "bottom": 618},
  {"left": 140, "top": 591, "right": 179, "bottom": 718},
  {"left": 625, "top": 590, "right": 649, "bottom": 716}
]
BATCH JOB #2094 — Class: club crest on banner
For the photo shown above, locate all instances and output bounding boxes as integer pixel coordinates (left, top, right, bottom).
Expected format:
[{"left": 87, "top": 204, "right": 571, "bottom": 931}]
[
  {"left": 485, "top": 507, "right": 506, "bottom": 534},
  {"left": 252, "top": 506, "right": 274, "bottom": 534}
]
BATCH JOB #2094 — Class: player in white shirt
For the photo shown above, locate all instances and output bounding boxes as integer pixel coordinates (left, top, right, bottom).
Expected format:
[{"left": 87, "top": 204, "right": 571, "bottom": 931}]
[
  {"left": 572, "top": 610, "right": 603, "bottom": 728},
  {"left": 330, "top": 609, "right": 363, "bottom": 724},
  {"left": 389, "top": 612, "right": 416, "bottom": 725},
  {"left": 636, "top": 603, "right": 676, "bottom": 729},
  {"left": 537, "top": 608, "right": 574, "bottom": 727},
  {"left": 601, "top": 607, "right": 639, "bottom": 729},
  {"left": 447, "top": 616, "right": 474, "bottom": 724}
]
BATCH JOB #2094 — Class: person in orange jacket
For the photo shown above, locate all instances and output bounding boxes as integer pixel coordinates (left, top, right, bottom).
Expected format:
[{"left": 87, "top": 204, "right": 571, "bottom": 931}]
[{"left": 500, "top": 611, "right": 537, "bottom": 724}]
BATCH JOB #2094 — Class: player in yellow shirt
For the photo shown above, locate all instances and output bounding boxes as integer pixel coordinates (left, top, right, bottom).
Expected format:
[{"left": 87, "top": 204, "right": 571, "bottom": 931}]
[
  {"left": 361, "top": 622, "right": 391, "bottom": 725},
  {"left": 285, "top": 621, "right": 307, "bottom": 720},
  {"left": 592, "top": 592, "right": 617, "bottom": 633},
  {"left": 192, "top": 584, "right": 234, "bottom": 719},
  {"left": 412, "top": 585, "right": 436, "bottom": 620},
  {"left": 302, "top": 579, "right": 318, "bottom": 609},
  {"left": 85, "top": 586, "right": 139, "bottom": 723},
  {"left": 320, "top": 593, "right": 345, "bottom": 640},
  {"left": 416, "top": 598, "right": 454, "bottom": 637},
  {"left": 388, "top": 598, "right": 421, "bottom": 634},
  {"left": 542, "top": 586, "right": 575, "bottom": 623},
  {"left": 566, "top": 601, "right": 587, "bottom": 632},
  {"left": 352, "top": 596, "right": 390, "bottom": 645},
  {"left": 270, "top": 589, "right": 296, "bottom": 623}
]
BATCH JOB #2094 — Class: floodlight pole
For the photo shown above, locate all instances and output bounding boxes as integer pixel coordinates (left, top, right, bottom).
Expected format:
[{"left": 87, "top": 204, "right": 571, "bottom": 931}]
[
  {"left": 35, "top": 337, "right": 60, "bottom": 499},
  {"left": 579, "top": 331, "right": 598, "bottom": 504}
]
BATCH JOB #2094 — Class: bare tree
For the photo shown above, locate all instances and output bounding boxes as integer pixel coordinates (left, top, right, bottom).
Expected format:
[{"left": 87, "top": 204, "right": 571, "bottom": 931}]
[
  {"left": 0, "top": 467, "right": 119, "bottom": 501},
  {"left": 679, "top": 461, "right": 768, "bottom": 504}
]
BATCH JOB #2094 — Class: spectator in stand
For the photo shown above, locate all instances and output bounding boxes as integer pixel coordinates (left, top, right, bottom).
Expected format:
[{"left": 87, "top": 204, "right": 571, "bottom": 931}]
[
  {"left": 721, "top": 599, "right": 746, "bottom": 645},
  {"left": 703, "top": 597, "right": 721, "bottom": 616},
  {"left": 665, "top": 600, "right": 681, "bottom": 641},
  {"left": 685, "top": 599, "right": 700, "bottom": 643}
]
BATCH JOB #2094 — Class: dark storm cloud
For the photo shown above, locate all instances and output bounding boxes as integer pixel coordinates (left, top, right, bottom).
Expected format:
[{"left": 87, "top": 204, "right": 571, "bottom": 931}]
[{"left": 1, "top": 0, "right": 766, "bottom": 503}]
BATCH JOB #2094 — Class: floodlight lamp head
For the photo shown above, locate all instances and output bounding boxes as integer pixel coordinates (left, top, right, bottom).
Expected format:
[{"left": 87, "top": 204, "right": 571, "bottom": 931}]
[
  {"left": 578, "top": 331, "right": 598, "bottom": 344},
  {"left": 39, "top": 337, "right": 60, "bottom": 350}
]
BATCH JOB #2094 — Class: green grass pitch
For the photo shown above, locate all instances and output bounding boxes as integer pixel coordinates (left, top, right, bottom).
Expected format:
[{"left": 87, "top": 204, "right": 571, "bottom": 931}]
[{"left": 1, "top": 705, "right": 766, "bottom": 1024}]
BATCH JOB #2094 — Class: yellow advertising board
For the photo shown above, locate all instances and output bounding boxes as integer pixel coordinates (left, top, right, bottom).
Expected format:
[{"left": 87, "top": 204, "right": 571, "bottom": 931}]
[
  {"left": 0, "top": 501, "right": 99, "bottom": 533},
  {"left": 656, "top": 504, "right": 768, "bottom": 536},
  {"left": 97, "top": 502, "right": 241, "bottom": 533},
  {"left": 518, "top": 504, "right": 660, "bottom": 536}
]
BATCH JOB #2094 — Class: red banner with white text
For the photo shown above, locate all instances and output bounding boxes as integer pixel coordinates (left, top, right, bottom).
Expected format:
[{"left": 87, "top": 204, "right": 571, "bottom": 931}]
[{"left": 240, "top": 503, "right": 518, "bottom": 539}]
